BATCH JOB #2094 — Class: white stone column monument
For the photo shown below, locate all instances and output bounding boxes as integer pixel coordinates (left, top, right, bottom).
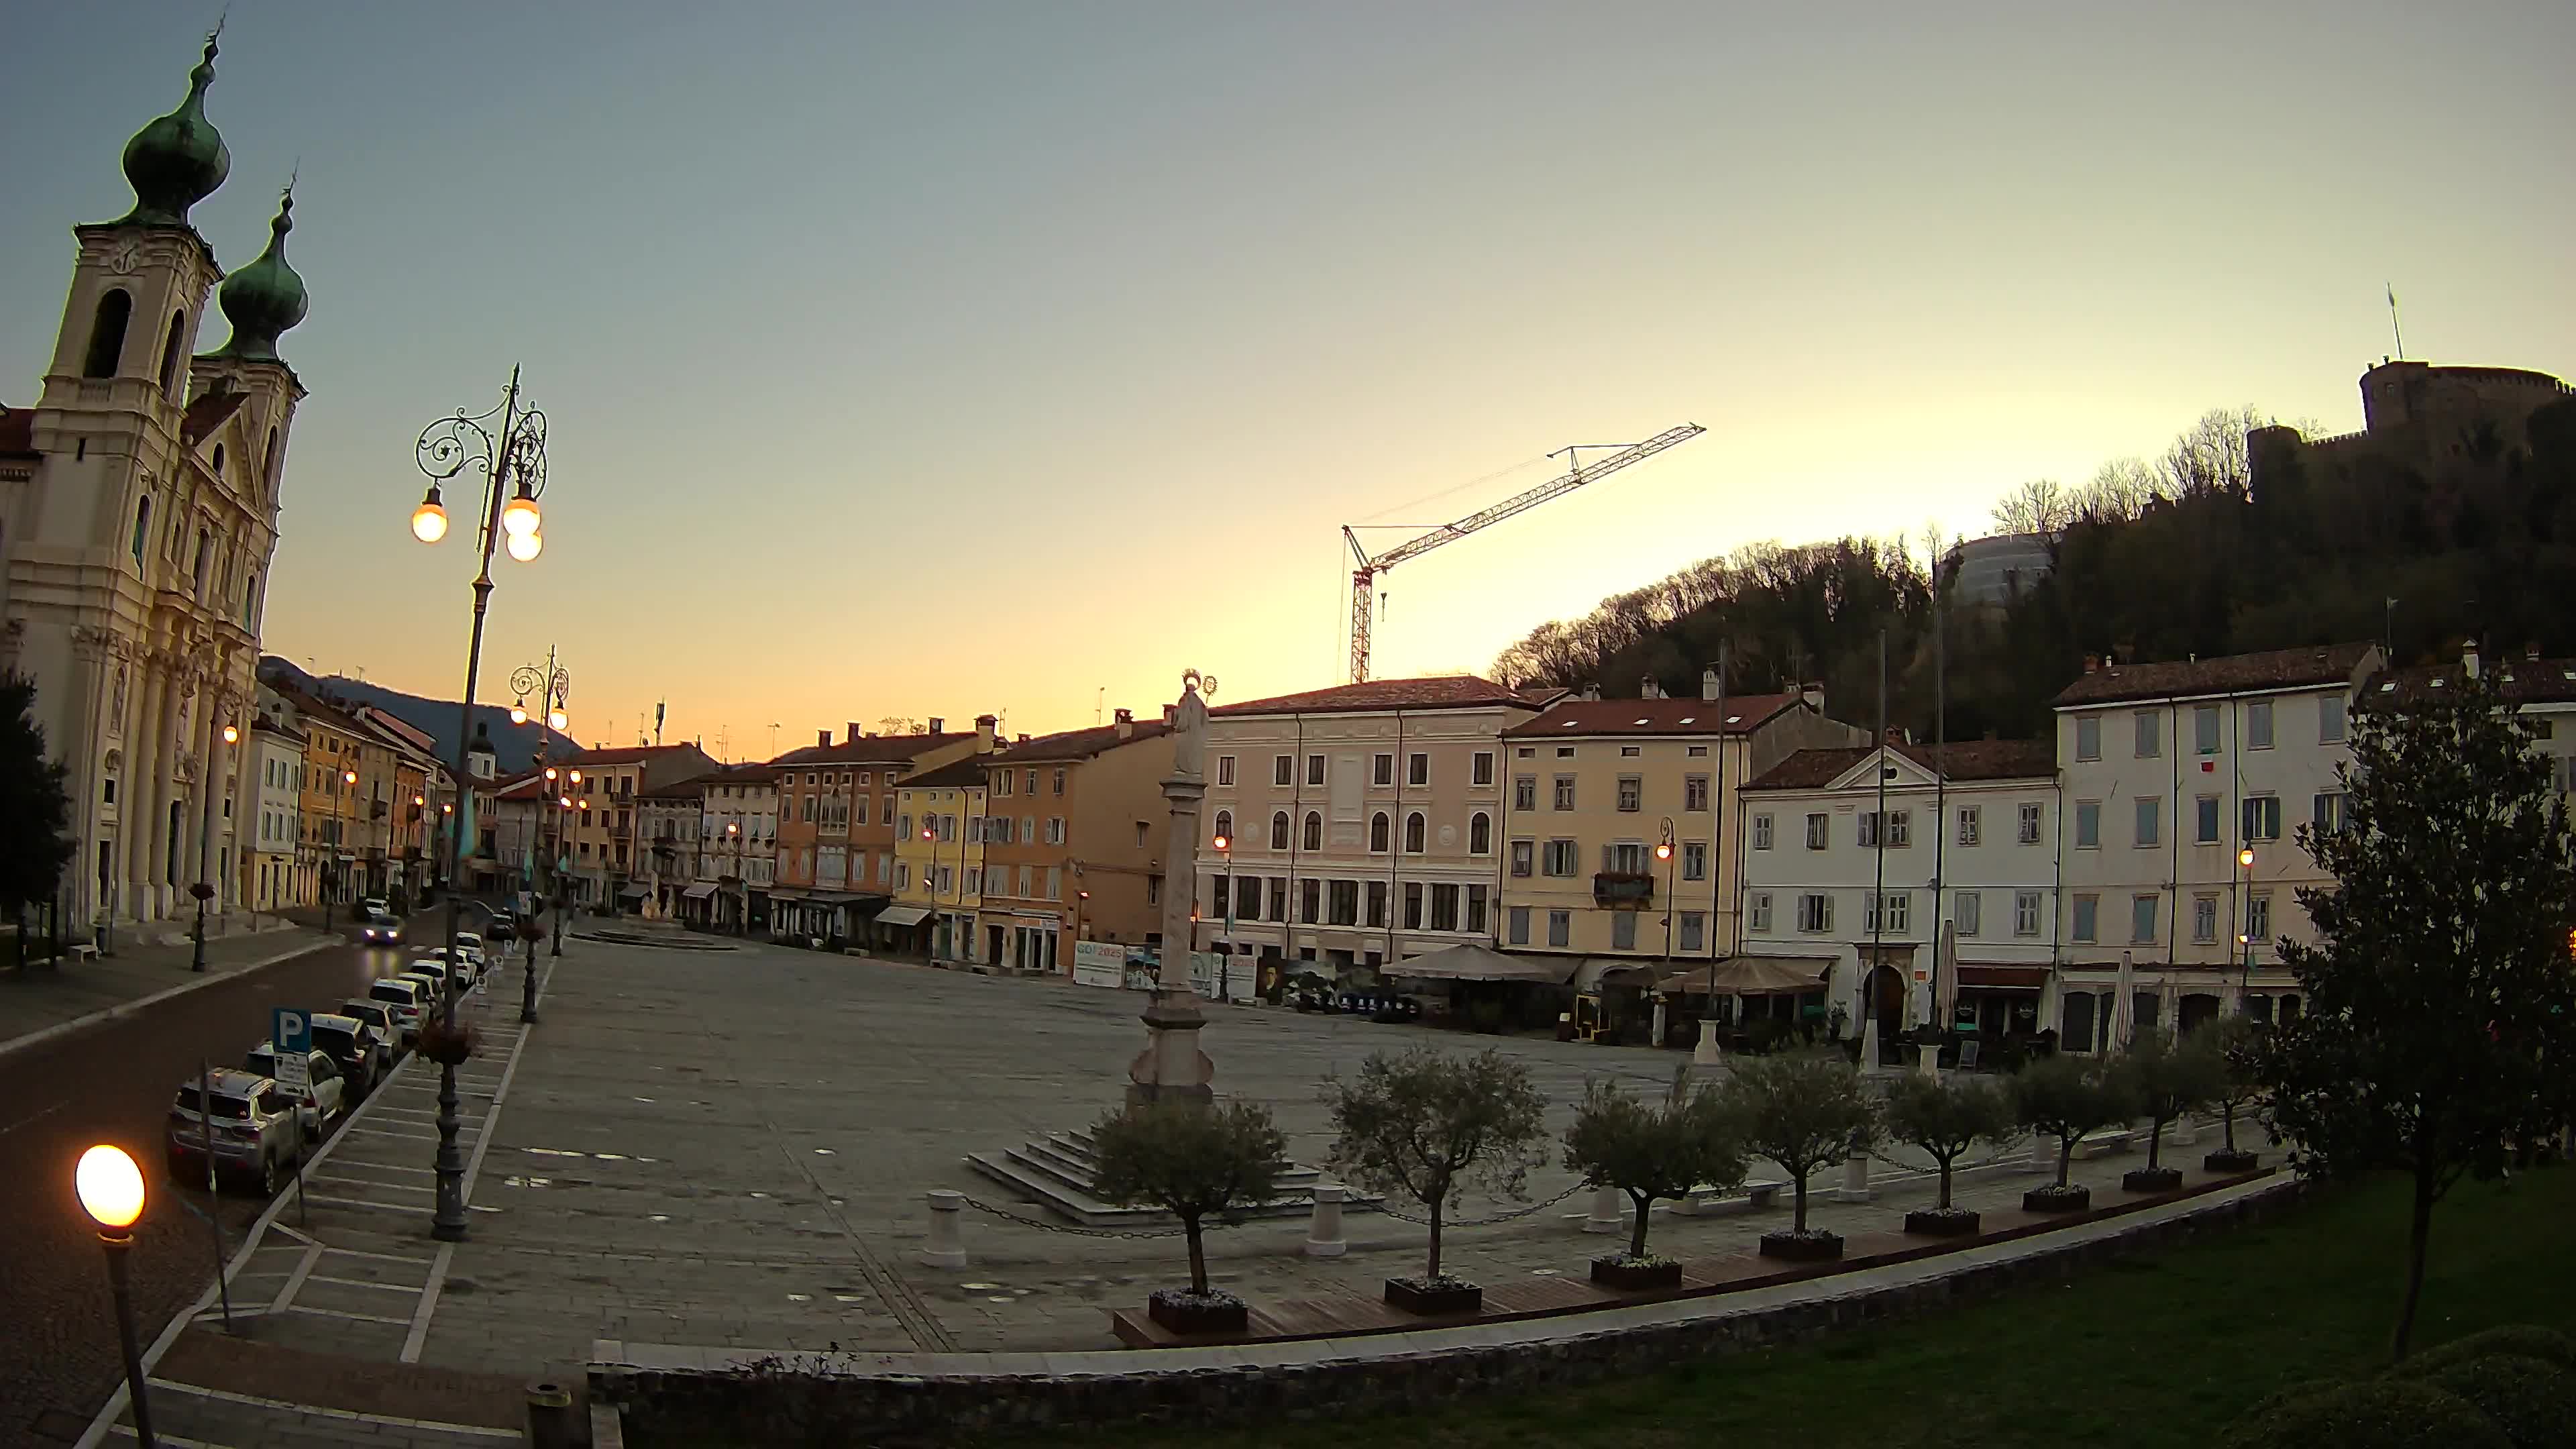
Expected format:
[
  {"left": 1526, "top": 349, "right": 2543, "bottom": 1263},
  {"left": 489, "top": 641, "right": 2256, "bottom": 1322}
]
[{"left": 1127, "top": 670, "right": 1217, "bottom": 1107}]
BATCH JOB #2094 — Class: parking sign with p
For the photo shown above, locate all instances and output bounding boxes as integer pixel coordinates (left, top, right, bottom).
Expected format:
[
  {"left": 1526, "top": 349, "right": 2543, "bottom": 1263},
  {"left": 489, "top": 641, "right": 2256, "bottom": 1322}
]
[{"left": 272, "top": 1007, "right": 311, "bottom": 1091}]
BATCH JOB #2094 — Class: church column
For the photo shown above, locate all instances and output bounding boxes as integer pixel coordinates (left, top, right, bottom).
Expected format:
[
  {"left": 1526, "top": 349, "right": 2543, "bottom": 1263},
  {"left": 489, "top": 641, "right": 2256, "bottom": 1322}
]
[
  {"left": 189, "top": 680, "right": 221, "bottom": 898},
  {"left": 63, "top": 632, "right": 110, "bottom": 926},
  {"left": 129, "top": 657, "right": 170, "bottom": 920},
  {"left": 154, "top": 667, "right": 192, "bottom": 918}
]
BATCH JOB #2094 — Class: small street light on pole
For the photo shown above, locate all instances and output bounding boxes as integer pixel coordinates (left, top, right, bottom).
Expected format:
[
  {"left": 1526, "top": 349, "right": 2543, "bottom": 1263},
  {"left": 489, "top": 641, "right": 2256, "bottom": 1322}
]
[
  {"left": 410, "top": 369, "right": 550, "bottom": 1242},
  {"left": 76, "top": 1144, "right": 155, "bottom": 1448},
  {"left": 512, "top": 651, "right": 570, "bottom": 1020},
  {"left": 1213, "top": 830, "right": 1234, "bottom": 1002}
]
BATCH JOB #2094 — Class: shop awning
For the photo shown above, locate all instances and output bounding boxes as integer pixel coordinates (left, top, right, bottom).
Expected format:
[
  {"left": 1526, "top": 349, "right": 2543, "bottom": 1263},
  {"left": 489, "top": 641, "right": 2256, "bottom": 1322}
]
[
  {"left": 1956, "top": 964, "right": 2049, "bottom": 990},
  {"left": 1659, "top": 955, "right": 1834, "bottom": 996},
  {"left": 1387, "top": 944, "right": 1579, "bottom": 985},
  {"left": 875, "top": 904, "right": 932, "bottom": 928},
  {"left": 681, "top": 883, "right": 718, "bottom": 900},
  {"left": 618, "top": 883, "right": 651, "bottom": 900}
]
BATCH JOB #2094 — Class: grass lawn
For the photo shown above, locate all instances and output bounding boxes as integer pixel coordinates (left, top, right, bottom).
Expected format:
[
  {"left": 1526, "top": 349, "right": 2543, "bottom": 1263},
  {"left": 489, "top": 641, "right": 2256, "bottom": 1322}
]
[{"left": 1017, "top": 1167, "right": 2576, "bottom": 1449}]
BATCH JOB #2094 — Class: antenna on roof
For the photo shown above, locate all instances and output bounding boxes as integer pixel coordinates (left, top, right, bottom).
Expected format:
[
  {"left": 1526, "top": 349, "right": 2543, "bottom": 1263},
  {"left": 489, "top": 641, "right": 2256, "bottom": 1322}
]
[{"left": 2386, "top": 283, "right": 2405, "bottom": 361}]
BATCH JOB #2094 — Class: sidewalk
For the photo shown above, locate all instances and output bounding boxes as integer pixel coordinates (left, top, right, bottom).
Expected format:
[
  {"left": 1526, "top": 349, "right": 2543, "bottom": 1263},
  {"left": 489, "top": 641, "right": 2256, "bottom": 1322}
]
[{"left": 0, "top": 920, "right": 329, "bottom": 1057}]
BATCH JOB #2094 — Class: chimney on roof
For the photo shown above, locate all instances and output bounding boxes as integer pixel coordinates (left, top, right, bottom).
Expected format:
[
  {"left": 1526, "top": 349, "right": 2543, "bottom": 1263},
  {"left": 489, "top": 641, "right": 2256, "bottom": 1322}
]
[
  {"left": 927, "top": 716, "right": 945, "bottom": 734},
  {"left": 1701, "top": 668, "right": 1721, "bottom": 702},
  {"left": 2084, "top": 654, "right": 2100, "bottom": 674},
  {"left": 1884, "top": 726, "right": 1906, "bottom": 745},
  {"left": 975, "top": 714, "right": 997, "bottom": 751},
  {"left": 1641, "top": 675, "right": 1663, "bottom": 700},
  {"left": 817, "top": 728, "right": 831, "bottom": 748},
  {"left": 1802, "top": 684, "right": 1825, "bottom": 714},
  {"left": 847, "top": 722, "right": 862, "bottom": 743},
  {"left": 2528, "top": 642, "right": 2543, "bottom": 661},
  {"left": 1017, "top": 733, "right": 1030, "bottom": 743},
  {"left": 2462, "top": 639, "right": 2480, "bottom": 679},
  {"left": 1114, "top": 707, "right": 1134, "bottom": 739},
  {"left": 1580, "top": 683, "right": 1601, "bottom": 702}
]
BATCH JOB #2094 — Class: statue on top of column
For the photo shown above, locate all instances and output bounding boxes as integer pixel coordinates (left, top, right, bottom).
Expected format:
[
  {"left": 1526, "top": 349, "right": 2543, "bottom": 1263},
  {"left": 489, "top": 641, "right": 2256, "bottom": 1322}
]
[{"left": 1171, "top": 669, "right": 1214, "bottom": 782}]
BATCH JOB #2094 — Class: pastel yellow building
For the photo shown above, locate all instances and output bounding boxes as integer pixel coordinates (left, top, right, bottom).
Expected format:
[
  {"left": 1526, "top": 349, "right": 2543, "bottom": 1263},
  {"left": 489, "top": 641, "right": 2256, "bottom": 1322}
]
[
  {"left": 1496, "top": 678, "right": 1865, "bottom": 981},
  {"left": 892, "top": 755, "right": 989, "bottom": 961}
]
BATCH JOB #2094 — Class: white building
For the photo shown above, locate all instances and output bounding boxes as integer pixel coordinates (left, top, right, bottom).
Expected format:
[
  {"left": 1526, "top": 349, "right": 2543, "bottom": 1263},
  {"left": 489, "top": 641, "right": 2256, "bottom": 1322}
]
[
  {"left": 1197, "top": 676, "right": 1544, "bottom": 975},
  {"left": 239, "top": 708, "right": 304, "bottom": 912},
  {"left": 694, "top": 762, "right": 776, "bottom": 930},
  {"left": 2051, "top": 642, "right": 2380, "bottom": 1048},
  {"left": 0, "top": 36, "right": 309, "bottom": 928},
  {"left": 1739, "top": 739, "right": 2059, "bottom": 1049}
]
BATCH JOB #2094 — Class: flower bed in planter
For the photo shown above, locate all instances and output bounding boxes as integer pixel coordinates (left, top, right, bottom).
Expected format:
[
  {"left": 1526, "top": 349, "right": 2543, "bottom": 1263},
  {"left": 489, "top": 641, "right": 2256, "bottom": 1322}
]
[
  {"left": 415, "top": 1019, "right": 479, "bottom": 1066},
  {"left": 2204, "top": 1148, "right": 2260, "bottom": 1173},
  {"left": 1383, "top": 1276, "right": 1483, "bottom": 1316},
  {"left": 1903, "top": 1206, "right": 1982, "bottom": 1237},
  {"left": 2023, "top": 1183, "right": 2091, "bottom": 1214},
  {"left": 1757, "top": 1230, "right": 1843, "bottom": 1263},
  {"left": 1145, "top": 1288, "right": 1247, "bottom": 1336},
  {"left": 2122, "top": 1166, "right": 2184, "bottom": 1193},
  {"left": 1589, "top": 1254, "right": 1683, "bottom": 1291}
]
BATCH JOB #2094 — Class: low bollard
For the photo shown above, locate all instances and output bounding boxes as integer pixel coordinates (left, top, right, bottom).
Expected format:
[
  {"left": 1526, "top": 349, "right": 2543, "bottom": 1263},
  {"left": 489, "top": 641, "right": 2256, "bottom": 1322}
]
[
  {"left": 1917, "top": 1043, "right": 1941, "bottom": 1079},
  {"left": 1303, "top": 1184, "right": 1348, "bottom": 1257},
  {"left": 525, "top": 1381, "right": 576, "bottom": 1449},
  {"left": 1582, "top": 1185, "right": 1623, "bottom": 1234},
  {"left": 920, "top": 1189, "right": 969, "bottom": 1269}
]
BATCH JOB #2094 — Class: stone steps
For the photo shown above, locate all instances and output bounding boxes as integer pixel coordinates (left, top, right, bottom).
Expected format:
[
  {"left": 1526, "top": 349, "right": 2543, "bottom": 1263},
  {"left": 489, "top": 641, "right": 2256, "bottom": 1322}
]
[{"left": 966, "top": 1129, "right": 1368, "bottom": 1228}]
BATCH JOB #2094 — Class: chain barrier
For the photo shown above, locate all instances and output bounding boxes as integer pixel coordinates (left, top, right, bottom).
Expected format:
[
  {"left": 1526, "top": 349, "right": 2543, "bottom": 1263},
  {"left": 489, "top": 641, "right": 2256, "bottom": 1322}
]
[{"left": 1373, "top": 1181, "right": 1588, "bottom": 1228}]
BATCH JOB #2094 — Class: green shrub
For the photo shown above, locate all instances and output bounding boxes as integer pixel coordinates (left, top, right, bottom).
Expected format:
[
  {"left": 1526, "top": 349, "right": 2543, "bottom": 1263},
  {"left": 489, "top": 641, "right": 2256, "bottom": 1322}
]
[
  {"left": 2395, "top": 1325, "right": 2576, "bottom": 1379},
  {"left": 2412, "top": 1356, "right": 2576, "bottom": 1448},
  {"left": 2237, "top": 1377, "right": 2344, "bottom": 1422},
  {"left": 2217, "top": 1380, "right": 2511, "bottom": 1449}
]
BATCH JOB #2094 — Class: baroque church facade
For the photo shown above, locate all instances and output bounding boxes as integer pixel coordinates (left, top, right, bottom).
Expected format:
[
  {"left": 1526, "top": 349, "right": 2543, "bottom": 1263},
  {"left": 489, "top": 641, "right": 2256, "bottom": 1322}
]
[{"left": 0, "top": 32, "right": 311, "bottom": 928}]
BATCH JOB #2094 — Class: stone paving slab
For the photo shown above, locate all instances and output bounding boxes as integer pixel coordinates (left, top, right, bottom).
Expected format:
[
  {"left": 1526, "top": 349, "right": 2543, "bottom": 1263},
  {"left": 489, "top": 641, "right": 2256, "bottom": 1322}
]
[{"left": 0, "top": 922, "right": 327, "bottom": 1057}]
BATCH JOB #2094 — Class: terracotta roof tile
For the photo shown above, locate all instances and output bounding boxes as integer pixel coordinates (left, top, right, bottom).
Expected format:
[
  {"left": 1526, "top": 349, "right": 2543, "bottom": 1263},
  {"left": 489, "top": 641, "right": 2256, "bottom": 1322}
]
[
  {"left": 180, "top": 390, "right": 248, "bottom": 446},
  {"left": 769, "top": 733, "right": 972, "bottom": 768},
  {"left": 562, "top": 743, "right": 715, "bottom": 767},
  {"left": 989, "top": 719, "right": 1173, "bottom": 762},
  {"left": 2375, "top": 655, "right": 2576, "bottom": 706},
  {"left": 1501, "top": 694, "right": 1802, "bottom": 739},
  {"left": 1212, "top": 675, "right": 1544, "bottom": 718},
  {"left": 898, "top": 757, "right": 990, "bottom": 790},
  {"left": 2049, "top": 643, "right": 2377, "bottom": 708},
  {"left": 1744, "top": 738, "right": 2055, "bottom": 792}
]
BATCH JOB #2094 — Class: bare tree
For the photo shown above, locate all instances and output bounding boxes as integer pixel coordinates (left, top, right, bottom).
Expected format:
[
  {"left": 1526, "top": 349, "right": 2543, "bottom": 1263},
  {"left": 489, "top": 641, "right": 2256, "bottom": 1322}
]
[{"left": 1990, "top": 478, "right": 2072, "bottom": 537}]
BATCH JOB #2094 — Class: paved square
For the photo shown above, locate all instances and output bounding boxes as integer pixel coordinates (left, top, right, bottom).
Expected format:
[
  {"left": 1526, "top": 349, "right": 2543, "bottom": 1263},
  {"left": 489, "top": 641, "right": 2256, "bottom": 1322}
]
[{"left": 244, "top": 932, "right": 2239, "bottom": 1387}]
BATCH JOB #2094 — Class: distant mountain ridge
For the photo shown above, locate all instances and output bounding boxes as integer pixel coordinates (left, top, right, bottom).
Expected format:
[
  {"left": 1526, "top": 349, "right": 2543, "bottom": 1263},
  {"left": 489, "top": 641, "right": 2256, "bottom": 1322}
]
[{"left": 258, "top": 656, "right": 576, "bottom": 775}]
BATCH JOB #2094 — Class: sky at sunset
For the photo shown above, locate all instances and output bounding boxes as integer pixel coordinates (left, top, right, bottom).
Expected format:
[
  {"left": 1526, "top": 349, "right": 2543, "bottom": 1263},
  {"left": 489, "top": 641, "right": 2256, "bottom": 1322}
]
[{"left": 5, "top": 1, "right": 2572, "bottom": 759}]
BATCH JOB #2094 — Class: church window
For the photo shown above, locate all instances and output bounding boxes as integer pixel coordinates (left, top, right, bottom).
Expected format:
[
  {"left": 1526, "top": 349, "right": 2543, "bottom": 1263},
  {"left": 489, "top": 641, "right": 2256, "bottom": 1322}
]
[
  {"left": 193, "top": 529, "right": 212, "bottom": 596},
  {"left": 158, "top": 311, "right": 186, "bottom": 397},
  {"left": 83, "top": 290, "right": 131, "bottom": 378},
  {"left": 264, "top": 427, "right": 280, "bottom": 492},
  {"left": 129, "top": 496, "right": 152, "bottom": 567},
  {"left": 211, "top": 443, "right": 225, "bottom": 476}
]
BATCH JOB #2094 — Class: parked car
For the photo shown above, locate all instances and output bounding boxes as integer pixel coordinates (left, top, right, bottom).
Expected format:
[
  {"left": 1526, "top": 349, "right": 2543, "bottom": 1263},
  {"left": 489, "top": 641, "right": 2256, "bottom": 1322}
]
[
  {"left": 453, "top": 932, "right": 489, "bottom": 971},
  {"left": 308, "top": 1012, "right": 390, "bottom": 1094},
  {"left": 486, "top": 912, "right": 517, "bottom": 943},
  {"left": 365, "top": 978, "right": 429, "bottom": 1046},
  {"left": 360, "top": 896, "right": 388, "bottom": 915},
  {"left": 244, "top": 1044, "right": 347, "bottom": 1140},
  {"left": 398, "top": 965, "right": 452, "bottom": 1004},
  {"left": 356, "top": 908, "right": 403, "bottom": 947},
  {"left": 166, "top": 1069, "right": 301, "bottom": 1193},
  {"left": 339, "top": 998, "right": 408, "bottom": 1057}
]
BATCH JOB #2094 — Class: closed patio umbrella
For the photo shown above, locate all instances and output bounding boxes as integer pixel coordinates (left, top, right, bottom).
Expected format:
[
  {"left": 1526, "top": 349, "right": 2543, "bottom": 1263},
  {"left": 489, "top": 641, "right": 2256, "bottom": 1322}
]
[{"left": 2110, "top": 950, "right": 2136, "bottom": 1053}]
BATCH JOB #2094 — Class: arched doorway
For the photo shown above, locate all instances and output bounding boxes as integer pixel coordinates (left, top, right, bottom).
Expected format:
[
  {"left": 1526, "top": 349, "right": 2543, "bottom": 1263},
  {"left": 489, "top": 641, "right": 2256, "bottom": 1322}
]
[{"left": 1864, "top": 963, "right": 1905, "bottom": 1056}]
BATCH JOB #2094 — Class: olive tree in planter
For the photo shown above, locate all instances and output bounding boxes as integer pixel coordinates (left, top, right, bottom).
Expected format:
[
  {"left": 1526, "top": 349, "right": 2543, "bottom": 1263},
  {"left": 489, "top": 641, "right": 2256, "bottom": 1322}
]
[
  {"left": 1326, "top": 1045, "right": 1548, "bottom": 1316},
  {"left": 1722, "top": 1052, "right": 1880, "bottom": 1262},
  {"left": 1561, "top": 1065, "right": 1746, "bottom": 1289},
  {"left": 2118, "top": 1026, "right": 2224, "bottom": 1193},
  {"left": 1089, "top": 1099, "right": 1289, "bottom": 1336},
  {"left": 2203, "top": 1015, "right": 2266, "bottom": 1172},
  {"left": 2012, "top": 1053, "right": 2138, "bottom": 1212},
  {"left": 1881, "top": 1071, "right": 2017, "bottom": 1236}
]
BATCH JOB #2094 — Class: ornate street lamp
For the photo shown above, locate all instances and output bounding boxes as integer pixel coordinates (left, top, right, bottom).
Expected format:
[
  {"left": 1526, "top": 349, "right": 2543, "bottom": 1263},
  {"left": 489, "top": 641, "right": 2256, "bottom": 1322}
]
[
  {"left": 77, "top": 1144, "right": 156, "bottom": 1448},
  {"left": 513, "top": 650, "right": 572, "bottom": 979},
  {"left": 411, "top": 369, "right": 549, "bottom": 1242}
]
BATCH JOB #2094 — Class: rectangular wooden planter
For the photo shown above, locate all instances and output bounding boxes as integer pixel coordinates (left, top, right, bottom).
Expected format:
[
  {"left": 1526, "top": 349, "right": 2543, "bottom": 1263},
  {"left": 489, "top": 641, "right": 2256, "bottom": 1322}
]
[
  {"left": 1590, "top": 1257, "right": 1684, "bottom": 1291},
  {"left": 1383, "top": 1279, "right": 1483, "bottom": 1316}
]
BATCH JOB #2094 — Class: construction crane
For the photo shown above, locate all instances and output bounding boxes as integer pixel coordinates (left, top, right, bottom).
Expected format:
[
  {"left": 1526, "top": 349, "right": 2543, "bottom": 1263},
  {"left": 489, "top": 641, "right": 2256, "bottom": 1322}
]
[{"left": 1342, "top": 423, "right": 1705, "bottom": 682}]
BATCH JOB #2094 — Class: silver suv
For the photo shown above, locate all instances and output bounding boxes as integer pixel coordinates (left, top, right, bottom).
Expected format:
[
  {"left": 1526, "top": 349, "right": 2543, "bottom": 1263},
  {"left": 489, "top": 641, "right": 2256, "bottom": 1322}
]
[{"left": 166, "top": 1069, "right": 301, "bottom": 1194}]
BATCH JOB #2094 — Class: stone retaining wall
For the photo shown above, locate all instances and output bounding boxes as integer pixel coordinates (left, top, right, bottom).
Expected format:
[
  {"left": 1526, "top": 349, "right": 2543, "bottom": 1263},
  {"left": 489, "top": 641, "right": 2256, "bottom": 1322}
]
[{"left": 597, "top": 1177, "right": 2309, "bottom": 1447}]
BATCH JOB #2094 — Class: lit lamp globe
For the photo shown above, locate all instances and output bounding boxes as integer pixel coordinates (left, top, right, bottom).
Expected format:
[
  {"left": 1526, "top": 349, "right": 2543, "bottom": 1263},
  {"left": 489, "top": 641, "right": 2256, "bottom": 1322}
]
[
  {"left": 76, "top": 1144, "right": 146, "bottom": 1236},
  {"left": 510, "top": 704, "right": 529, "bottom": 725},
  {"left": 221, "top": 723, "right": 239, "bottom": 745},
  {"left": 2238, "top": 848, "right": 2256, "bottom": 869},
  {"left": 500, "top": 490, "right": 541, "bottom": 539},
  {"left": 344, "top": 770, "right": 358, "bottom": 786},
  {"left": 410, "top": 487, "right": 449, "bottom": 543},
  {"left": 548, "top": 709, "right": 568, "bottom": 732},
  {"left": 505, "top": 529, "right": 543, "bottom": 562},
  {"left": 1212, "top": 834, "right": 1228, "bottom": 851},
  {"left": 1656, "top": 841, "right": 1673, "bottom": 861}
]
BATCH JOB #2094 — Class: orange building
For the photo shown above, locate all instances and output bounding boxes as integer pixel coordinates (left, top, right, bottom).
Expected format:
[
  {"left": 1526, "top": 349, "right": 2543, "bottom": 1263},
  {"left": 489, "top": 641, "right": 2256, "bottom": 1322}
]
[
  {"left": 768, "top": 716, "right": 989, "bottom": 943},
  {"left": 971, "top": 709, "right": 1175, "bottom": 972},
  {"left": 557, "top": 743, "right": 718, "bottom": 909}
]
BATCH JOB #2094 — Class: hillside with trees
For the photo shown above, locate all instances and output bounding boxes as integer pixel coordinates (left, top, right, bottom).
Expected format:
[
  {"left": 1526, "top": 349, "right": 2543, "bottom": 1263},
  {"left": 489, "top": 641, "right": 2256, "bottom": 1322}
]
[{"left": 1491, "top": 393, "right": 2576, "bottom": 741}]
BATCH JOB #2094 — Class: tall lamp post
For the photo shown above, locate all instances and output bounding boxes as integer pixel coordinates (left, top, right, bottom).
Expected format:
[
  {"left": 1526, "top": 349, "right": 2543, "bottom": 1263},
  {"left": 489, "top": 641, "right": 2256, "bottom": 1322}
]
[
  {"left": 409, "top": 368, "right": 550, "bottom": 1242},
  {"left": 1211, "top": 830, "right": 1234, "bottom": 1002},
  {"left": 724, "top": 821, "right": 743, "bottom": 935},
  {"left": 2235, "top": 845, "right": 2257, "bottom": 1011},
  {"left": 76, "top": 1144, "right": 155, "bottom": 1448},
  {"left": 189, "top": 720, "right": 240, "bottom": 972},
  {"left": 512, "top": 653, "right": 572, "bottom": 1017}
]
